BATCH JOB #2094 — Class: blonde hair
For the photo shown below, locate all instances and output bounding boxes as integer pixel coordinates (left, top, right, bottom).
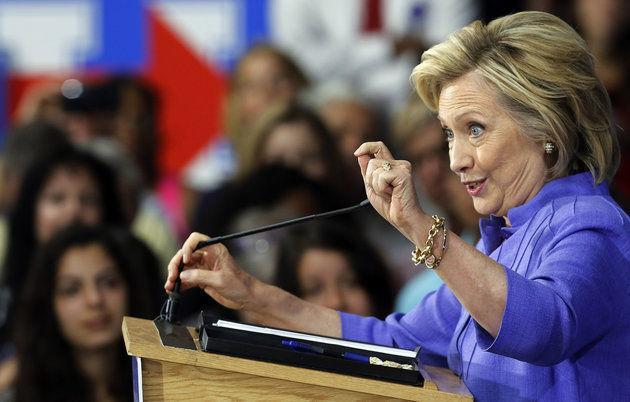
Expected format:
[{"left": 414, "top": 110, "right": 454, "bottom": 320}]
[{"left": 411, "top": 11, "right": 619, "bottom": 183}]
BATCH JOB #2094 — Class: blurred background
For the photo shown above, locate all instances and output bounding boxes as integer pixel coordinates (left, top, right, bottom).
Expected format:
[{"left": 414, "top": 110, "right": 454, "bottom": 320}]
[
  {"left": 1, "top": 0, "right": 628, "bottom": 210},
  {"left": 0, "top": 1, "right": 628, "bottom": 398},
  {"left": 0, "top": 0, "right": 628, "bottom": 311}
]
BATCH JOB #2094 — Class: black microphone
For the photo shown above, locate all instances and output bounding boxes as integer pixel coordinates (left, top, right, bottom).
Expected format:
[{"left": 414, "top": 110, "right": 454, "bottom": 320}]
[{"left": 164, "top": 198, "right": 371, "bottom": 323}]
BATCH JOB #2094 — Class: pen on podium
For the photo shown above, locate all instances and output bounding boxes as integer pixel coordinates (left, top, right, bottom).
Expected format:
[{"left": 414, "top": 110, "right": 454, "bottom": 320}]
[
  {"left": 165, "top": 199, "right": 371, "bottom": 323},
  {"left": 281, "top": 340, "right": 370, "bottom": 363}
]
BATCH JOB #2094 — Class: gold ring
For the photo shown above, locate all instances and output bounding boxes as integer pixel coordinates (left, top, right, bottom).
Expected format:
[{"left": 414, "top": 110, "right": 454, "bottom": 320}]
[{"left": 382, "top": 161, "right": 392, "bottom": 171}]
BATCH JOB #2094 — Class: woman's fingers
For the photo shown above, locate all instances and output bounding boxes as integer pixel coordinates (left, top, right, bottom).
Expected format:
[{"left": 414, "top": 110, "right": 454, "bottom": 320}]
[
  {"left": 366, "top": 158, "right": 397, "bottom": 195},
  {"left": 355, "top": 141, "right": 396, "bottom": 193},
  {"left": 357, "top": 154, "right": 371, "bottom": 177},
  {"left": 164, "top": 232, "right": 211, "bottom": 292},
  {"left": 179, "top": 268, "right": 216, "bottom": 290},
  {"left": 354, "top": 141, "right": 395, "bottom": 160},
  {"left": 181, "top": 232, "right": 210, "bottom": 264},
  {"left": 165, "top": 249, "right": 183, "bottom": 291}
]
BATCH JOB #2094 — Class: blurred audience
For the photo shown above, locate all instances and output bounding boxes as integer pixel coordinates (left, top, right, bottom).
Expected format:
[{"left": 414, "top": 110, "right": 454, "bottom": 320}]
[
  {"left": 81, "top": 137, "right": 177, "bottom": 273},
  {"left": 182, "top": 165, "right": 343, "bottom": 323},
  {"left": 183, "top": 44, "right": 309, "bottom": 193},
  {"left": 306, "top": 82, "right": 381, "bottom": 197},
  {"left": 193, "top": 165, "right": 341, "bottom": 284},
  {"left": 0, "top": 146, "right": 126, "bottom": 348},
  {"left": 567, "top": 0, "right": 630, "bottom": 211},
  {"left": 9, "top": 224, "right": 158, "bottom": 402},
  {"left": 0, "top": 122, "right": 71, "bottom": 216},
  {"left": 275, "top": 221, "right": 395, "bottom": 319},
  {"left": 270, "top": 0, "right": 478, "bottom": 113},
  {"left": 0, "top": 122, "right": 72, "bottom": 266},
  {"left": 61, "top": 79, "right": 119, "bottom": 145},
  {"left": 240, "top": 103, "right": 359, "bottom": 203}
]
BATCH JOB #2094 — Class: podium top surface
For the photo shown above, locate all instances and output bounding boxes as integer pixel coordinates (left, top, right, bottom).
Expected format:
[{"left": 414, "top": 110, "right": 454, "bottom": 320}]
[{"left": 122, "top": 316, "right": 472, "bottom": 401}]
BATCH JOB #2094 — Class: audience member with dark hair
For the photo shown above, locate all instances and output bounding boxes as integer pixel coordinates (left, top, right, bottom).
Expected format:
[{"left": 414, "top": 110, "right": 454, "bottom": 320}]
[
  {"left": 240, "top": 103, "right": 360, "bottom": 203},
  {"left": 0, "top": 122, "right": 72, "bottom": 270},
  {"left": 12, "top": 224, "right": 157, "bottom": 402},
  {"left": 1, "top": 146, "right": 125, "bottom": 327},
  {"left": 0, "top": 122, "right": 72, "bottom": 215},
  {"left": 275, "top": 221, "right": 395, "bottom": 319},
  {"left": 0, "top": 145, "right": 130, "bottom": 389}
]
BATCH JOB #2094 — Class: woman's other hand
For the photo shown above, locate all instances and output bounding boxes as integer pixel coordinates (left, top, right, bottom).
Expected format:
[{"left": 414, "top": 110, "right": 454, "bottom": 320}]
[
  {"left": 354, "top": 141, "right": 426, "bottom": 240},
  {"left": 164, "top": 232, "right": 342, "bottom": 336},
  {"left": 165, "top": 232, "right": 256, "bottom": 311}
]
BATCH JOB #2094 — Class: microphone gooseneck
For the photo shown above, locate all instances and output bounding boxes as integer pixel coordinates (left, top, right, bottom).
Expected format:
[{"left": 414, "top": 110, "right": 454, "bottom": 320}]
[{"left": 164, "top": 199, "right": 370, "bottom": 323}]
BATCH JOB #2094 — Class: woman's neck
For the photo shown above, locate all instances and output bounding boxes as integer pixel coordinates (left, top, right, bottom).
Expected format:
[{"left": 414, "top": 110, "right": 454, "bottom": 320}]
[{"left": 74, "top": 345, "right": 119, "bottom": 402}]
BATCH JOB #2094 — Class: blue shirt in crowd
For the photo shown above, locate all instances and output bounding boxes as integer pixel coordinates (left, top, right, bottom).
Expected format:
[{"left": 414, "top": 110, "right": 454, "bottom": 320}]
[{"left": 341, "top": 172, "right": 630, "bottom": 401}]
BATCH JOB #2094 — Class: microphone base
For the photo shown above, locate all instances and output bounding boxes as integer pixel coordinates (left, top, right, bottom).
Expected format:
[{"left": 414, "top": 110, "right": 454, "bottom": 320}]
[{"left": 153, "top": 317, "right": 197, "bottom": 350}]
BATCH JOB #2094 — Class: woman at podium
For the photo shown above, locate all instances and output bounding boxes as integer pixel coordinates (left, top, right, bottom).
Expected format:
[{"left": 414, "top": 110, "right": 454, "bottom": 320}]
[{"left": 166, "top": 11, "right": 630, "bottom": 401}]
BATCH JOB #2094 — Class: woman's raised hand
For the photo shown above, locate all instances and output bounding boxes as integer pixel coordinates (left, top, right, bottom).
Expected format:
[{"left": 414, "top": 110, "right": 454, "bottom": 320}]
[
  {"left": 165, "top": 232, "right": 257, "bottom": 311},
  {"left": 354, "top": 141, "right": 426, "bottom": 240}
]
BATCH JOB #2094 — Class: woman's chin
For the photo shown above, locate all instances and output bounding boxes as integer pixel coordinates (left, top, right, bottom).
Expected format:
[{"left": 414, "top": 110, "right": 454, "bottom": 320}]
[{"left": 472, "top": 200, "right": 500, "bottom": 218}]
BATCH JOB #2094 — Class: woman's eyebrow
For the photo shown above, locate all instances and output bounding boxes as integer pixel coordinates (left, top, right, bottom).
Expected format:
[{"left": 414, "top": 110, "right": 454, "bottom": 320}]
[{"left": 438, "top": 108, "right": 488, "bottom": 126}]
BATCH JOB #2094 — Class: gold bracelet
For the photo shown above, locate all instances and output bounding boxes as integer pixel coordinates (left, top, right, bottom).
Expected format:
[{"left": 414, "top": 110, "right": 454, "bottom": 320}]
[{"left": 411, "top": 215, "right": 447, "bottom": 269}]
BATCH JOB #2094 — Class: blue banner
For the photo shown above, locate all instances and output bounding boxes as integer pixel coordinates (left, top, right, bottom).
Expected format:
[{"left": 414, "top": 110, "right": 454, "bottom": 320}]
[
  {"left": 85, "top": 0, "right": 146, "bottom": 72},
  {"left": 244, "top": 0, "right": 269, "bottom": 48}
]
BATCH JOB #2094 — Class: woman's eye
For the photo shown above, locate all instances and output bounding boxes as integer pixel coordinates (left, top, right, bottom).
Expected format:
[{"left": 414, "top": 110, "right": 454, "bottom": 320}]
[
  {"left": 469, "top": 124, "right": 484, "bottom": 137},
  {"left": 99, "top": 275, "right": 123, "bottom": 289},
  {"left": 56, "top": 284, "right": 80, "bottom": 296},
  {"left": 44, "top": 192, "right": 65, "bottom": 205}
]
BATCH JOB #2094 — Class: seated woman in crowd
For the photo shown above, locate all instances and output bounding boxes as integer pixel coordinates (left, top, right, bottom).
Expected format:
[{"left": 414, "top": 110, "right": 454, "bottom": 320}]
[
  {"left": 12, "top": 224, "right": 156, "bottom": 402},
  {"left": 275, "top": 221, "right": 394, "bottom": 319},
  {"left": 1, "top": 145, "right": 125, "bottom": 344},
  {"left": 0, "top": 145, "right": 163, "bottom": 391}
]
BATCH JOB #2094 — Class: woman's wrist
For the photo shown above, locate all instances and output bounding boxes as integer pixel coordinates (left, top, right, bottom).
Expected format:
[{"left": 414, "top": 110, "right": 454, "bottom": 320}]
[
  {"left": 242, "top": 279, "right": 273, "bottom": 324},
  {"left": 243, "top": 280, "right": 299, "bottom": 328},
  {"left": 401, "top": 211, "right": 435, "bottom": 247}
]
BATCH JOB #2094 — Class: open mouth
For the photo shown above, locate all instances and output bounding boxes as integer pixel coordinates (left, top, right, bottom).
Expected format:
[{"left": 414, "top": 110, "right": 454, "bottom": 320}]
[
  {"left": 466, "top": 180, "right": 484, "bottom": 191},
  {"left": 464, "top": 178, "right": 487, "bottom": 196}
]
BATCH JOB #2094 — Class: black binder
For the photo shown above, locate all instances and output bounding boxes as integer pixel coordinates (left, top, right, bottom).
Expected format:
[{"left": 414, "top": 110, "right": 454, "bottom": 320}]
[{"left": 198, "top": 315, "right": 423, "bottom": 386}]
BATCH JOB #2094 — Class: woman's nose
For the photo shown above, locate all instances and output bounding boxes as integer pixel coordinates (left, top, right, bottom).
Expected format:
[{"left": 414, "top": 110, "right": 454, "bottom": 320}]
[
  {"left": 449, "top": 139, "right": 474, "bottom": 174},
  {"left": 83, "top": 284, "right": 104, "bottom": 306},
  {"left": 64, "top": 197, "right": 83, "bottom": 220}
]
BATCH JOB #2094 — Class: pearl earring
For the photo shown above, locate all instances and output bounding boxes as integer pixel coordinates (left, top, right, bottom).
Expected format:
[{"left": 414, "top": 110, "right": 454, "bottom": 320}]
[{"left": 544, "top": 142, "right": 555, "bottom": 154}]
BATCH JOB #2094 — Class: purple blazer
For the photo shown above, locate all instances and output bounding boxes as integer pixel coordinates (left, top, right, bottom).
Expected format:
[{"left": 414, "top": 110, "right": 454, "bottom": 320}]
[{"left": 341, "top": 172, "right": 630, "bottom": 401}]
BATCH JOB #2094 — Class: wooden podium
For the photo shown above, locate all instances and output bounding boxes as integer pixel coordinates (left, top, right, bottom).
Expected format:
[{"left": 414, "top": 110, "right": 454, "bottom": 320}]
[{"left": 123, "top": 317, "right": 472, "bottom": 401}]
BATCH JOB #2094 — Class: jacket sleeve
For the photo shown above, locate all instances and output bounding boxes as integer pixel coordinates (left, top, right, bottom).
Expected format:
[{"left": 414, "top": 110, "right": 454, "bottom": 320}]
[
  {"left": 341, "top": 283, "right": 462, "bottom": 359},
  {"left": 475, "top": 204, "right": 629, "bottom": 366}
]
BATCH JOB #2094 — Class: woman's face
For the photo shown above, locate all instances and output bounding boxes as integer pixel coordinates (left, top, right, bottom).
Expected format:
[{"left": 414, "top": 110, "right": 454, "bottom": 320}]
[
  {"left": 236, "top": 52, "right": 299, "bottom": 124},
  {"left": 319, "top": 99, "right": 374, "bottom": 160},
  {"left": 297, "top": 248, "right": 373, "bottom": 316},
  {"left": 54, "top": 243, "right": 128, "bottom": 352},
  {"left": 438, "top": 73, "right": 547, "bottom": 219},
  {"left": 261, "top": 122, "right": 328, "bottom": 180},
  {"left": 35, "top": 166, "right": 103, "bottom": 242}
]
